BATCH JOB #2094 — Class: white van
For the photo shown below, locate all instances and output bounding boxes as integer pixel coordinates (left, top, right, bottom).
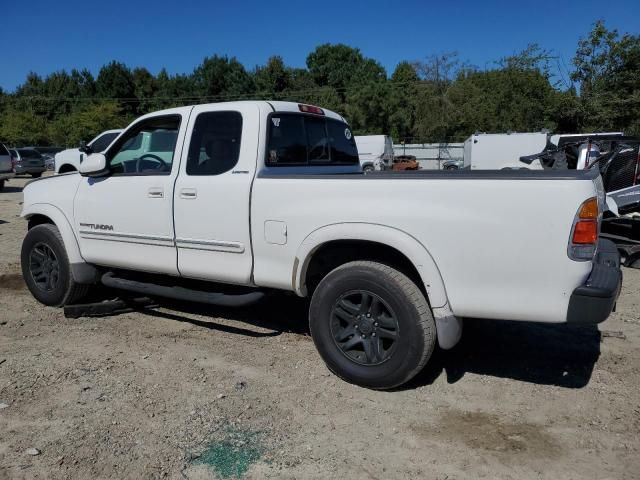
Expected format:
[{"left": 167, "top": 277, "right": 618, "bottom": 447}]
[{"left": 354, "top": 135, "right": 394, "bottom": 171}]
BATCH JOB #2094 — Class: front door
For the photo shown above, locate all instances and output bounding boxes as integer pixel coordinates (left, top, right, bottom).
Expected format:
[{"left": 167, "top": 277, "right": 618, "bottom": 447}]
[
  {"left": 173, "top": 104, "right": 259, "bottom": 284},
  {"left": 74, "top": 109, "right": 191, "bottom": 274}
]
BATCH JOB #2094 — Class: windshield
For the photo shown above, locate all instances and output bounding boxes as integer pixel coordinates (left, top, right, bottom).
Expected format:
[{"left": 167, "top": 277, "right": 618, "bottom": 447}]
[
  {"left": 266, "top": 114, "right": 359, "bottom": 166},
  {"left": 90, "top": 132, "right": 120, "bottom": 152}
]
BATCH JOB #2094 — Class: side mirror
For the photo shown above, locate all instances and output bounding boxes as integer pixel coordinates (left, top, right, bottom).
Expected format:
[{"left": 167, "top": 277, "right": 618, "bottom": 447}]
[
  {"left": 79, "top": 141, "right": 93, "bottom": 154},
  {"left": 79, "top": 153, "right": 108, "bottom": 177}
]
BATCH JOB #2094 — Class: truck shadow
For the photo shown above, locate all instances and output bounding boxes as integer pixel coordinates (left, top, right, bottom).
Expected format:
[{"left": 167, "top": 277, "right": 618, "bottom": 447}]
[
  {"left": 139, "top": 292, "right": 311, "bottom": 338},
  {"left": 95, "top": 292, "right": 601, "bottom": 389},
  {"left": 408, "top": 319, "right": 601, "bottom": 389}
]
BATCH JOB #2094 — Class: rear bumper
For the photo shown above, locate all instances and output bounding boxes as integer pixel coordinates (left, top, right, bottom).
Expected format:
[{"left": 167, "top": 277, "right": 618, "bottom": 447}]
[{"left": 567, "top": 239, "right": 622, "bottom": 324}]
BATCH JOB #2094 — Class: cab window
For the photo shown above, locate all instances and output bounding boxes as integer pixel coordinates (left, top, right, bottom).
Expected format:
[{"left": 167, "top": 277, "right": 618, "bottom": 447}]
[
  {"left": 186, "top": 111, "right": 243, "bottom": 176},
  {"left": 107, "top": 116, "right": 180, "bottom": 175},
  {"left": 266, "top": 114, "right": 358, "bottom": 166}
]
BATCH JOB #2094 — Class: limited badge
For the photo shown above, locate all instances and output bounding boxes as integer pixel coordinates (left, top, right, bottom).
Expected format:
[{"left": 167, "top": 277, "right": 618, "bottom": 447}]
[
  {"left": 344, "top": 128, "right": 352, "bottom": 140},
  {"left": 272, "top": 118, "right": 281, "bottom": 127}
]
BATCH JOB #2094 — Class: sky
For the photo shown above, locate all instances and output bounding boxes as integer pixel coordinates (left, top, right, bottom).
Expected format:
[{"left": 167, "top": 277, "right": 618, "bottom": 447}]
[{"left": 2, "top": 0, "right": 639, "bottom": 92}]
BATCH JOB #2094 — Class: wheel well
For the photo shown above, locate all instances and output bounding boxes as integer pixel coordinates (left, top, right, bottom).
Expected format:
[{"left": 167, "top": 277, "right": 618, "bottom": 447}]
[
  {"left": 58, "top": 164, "right": 77, "bottom": 173},
  {"left": 304, "top": 240, "right": 425, "bottom": 298},
  {"left": 28, "top": 214, "right": 54, "bottom": 230}
]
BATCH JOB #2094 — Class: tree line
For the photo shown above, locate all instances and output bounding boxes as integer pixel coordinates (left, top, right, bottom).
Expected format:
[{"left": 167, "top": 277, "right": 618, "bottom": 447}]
[{"left": 0, "top": 20, "right": 638, "bottom": 147}]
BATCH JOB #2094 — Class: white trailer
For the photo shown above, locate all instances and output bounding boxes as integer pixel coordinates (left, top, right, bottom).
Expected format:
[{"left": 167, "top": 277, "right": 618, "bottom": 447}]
[{"left": 464, "top": 132, "right": 548, "bottom": 170}]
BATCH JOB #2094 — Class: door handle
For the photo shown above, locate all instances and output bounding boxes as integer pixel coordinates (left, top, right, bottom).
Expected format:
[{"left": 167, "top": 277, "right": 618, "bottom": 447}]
[
  {"left": 148, "top": 187, "right": 164, "bottom": 198},
  {"left": 180, "top": 188, "right": 197, "bottom": 199}
]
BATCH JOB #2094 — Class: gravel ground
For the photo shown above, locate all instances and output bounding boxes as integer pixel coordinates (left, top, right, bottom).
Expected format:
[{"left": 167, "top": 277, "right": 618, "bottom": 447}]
[{"left": 1, "top": 174, "right": 639, "bottom": 480}]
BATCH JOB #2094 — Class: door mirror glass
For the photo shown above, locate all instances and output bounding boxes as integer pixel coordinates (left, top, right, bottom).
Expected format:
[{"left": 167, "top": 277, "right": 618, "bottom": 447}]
[{"left": 79, "top": 153, "right": 107, "bottom": 176}]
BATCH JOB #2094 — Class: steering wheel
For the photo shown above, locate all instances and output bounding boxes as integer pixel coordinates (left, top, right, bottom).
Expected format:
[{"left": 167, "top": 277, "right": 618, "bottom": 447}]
[{"left": 136, "top": 154, "right": 168, "bottom": 172}]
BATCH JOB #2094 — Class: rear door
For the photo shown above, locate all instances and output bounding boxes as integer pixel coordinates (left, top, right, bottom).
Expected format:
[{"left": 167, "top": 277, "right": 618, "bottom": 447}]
[{"left": 173, "top": 103, "right": 260, "bottom": 284}]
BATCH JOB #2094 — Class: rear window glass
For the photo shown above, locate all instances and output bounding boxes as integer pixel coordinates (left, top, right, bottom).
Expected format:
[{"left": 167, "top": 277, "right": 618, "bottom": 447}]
[
  {"left": 18, "top": 149, "right": 42, "bottom": 159},
  {"left": 0, "top": 144, "right": 9, "bottom": 156},
  {"left": 90, "top": 132, "right": 119, "bottom": 152},
  {"left": 267, "top": 114, "right": 358, "bottom": 166}
]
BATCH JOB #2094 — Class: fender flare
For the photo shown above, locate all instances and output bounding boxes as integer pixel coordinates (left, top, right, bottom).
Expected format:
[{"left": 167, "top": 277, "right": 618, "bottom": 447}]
[
  {"left": 293, "top": 222, "right": 449, "bottom": 308},
  {"left": 22, "top": 203, "right": 84, "bottom": 264}
]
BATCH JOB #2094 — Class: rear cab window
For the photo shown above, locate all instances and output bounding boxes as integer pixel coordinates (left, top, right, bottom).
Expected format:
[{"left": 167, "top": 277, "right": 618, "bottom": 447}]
[
  {"left": 18, "top": 149, "right": 42, "bottom": 159},
  {"left": 266, "top": 114, "right": 358, "bottom": 166}
]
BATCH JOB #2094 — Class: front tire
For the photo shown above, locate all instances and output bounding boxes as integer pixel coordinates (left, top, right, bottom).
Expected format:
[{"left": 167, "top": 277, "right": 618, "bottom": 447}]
[
  {"left": 21, "top": 224, "right": 88, "bottom": 306},
  {"left": 309, "top": 261, "right": 436, "bottom": 389}
]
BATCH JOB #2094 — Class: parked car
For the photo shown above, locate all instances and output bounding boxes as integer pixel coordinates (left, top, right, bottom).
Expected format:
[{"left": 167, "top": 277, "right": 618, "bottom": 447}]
[
  {"left": 354, "top": 135, "right": 394, "bottom": 172},
  {"left": 442, "top": 159, "right": 464, "bottom": 170},
  {"left": 42, "top": 154, "right": 55, "bottom": 171},
  {"left": 0, "top": 143, "right": 15, "bottom": 191},
  {"left": 20, "top": 101, "right": 621, "bottom": 390},
  {"left": 10, "top": 148, "right": 46, "bottom": 177},
  {"left": 392, "top": 155, "right": 420, "bottom": 170},
  {"left": 54, "top": 129, "right": 122, "bottom": 174}
]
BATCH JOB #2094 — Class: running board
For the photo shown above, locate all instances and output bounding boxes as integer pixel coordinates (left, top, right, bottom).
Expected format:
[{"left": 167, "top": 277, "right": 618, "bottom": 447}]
[{"left": 101, "top": 272, "right": 265, "bottom": 307}]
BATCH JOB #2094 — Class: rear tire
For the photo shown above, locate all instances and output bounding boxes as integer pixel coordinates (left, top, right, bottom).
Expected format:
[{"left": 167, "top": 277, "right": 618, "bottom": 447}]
[
  {"left": 309, "top": 261, "right": 436, "bottom": 389},
  {"left": 21, "top": 224, "right": 89, "bottom": 306}
]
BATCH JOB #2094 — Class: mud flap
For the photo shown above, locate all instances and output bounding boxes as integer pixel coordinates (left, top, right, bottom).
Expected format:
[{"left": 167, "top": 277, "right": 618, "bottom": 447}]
[{"left": 432, "top": 302, "right": 463, "bottom": 350}]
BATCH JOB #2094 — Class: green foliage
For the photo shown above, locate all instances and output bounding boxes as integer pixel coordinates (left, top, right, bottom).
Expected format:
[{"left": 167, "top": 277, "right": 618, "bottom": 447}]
[
  {"left": 1, "top": 22, "right": 638, "bottom": 147},
  {"left": 0, "top": 107, "right": 48, "bottom": 145},
  {"left": 572, "top": 20, "right": 640, "bottom": 135},
  {"left": 47, "top": 102, "right": 129, "bottom": 147}
]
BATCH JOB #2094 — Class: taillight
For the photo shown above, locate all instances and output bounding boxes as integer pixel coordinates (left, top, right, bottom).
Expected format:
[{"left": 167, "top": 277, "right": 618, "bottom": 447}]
[
  {"left": 298, "top": 104, "right": 325, "bottom": 115},
  {"left": 568, "top": 197, "right": 599, "bottom": 261}
]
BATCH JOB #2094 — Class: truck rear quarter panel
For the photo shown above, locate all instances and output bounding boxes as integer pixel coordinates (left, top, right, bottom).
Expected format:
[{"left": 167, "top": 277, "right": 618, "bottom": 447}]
[{"left": 251, "top": 173, "right": 596, "bottom": 323}]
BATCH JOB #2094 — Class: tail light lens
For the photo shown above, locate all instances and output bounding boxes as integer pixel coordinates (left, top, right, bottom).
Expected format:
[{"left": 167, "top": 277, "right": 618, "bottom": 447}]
[{"left": 568, "top": 197, "right": 599, "bottom": 261}]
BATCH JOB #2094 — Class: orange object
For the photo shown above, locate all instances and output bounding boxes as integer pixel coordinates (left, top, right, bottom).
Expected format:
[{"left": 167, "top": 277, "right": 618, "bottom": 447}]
[{"left": 578, "top": 197, "right": 599, "bottom": 219}]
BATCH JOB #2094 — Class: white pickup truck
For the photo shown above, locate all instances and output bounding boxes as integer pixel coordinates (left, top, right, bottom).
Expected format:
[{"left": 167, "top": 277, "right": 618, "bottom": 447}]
[
  {"left": 20, "top": 101, "right": 622, "bottom": 389},
  {"left": 54, "top": 129, "right": 122, "bottom": 174}
]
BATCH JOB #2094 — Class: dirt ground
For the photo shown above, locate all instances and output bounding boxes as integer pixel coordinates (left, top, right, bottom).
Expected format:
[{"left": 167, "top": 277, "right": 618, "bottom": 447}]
[{"left": 0, "top": 174, "right": 639, "bottom": 480}]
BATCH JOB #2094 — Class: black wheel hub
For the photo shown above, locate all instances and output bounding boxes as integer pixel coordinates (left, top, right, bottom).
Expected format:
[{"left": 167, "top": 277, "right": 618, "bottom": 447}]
[
  {"left": 29, "top": 242, "right": 60, "bottom": 292},
  {"left": 330, "top": 290, "right": 399, "bottom": 366}
]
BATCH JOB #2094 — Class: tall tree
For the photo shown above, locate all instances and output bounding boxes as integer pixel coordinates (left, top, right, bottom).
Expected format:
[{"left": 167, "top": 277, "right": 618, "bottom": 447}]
[
  {"left": 254, "top": 56, "right": 291, "bottom": 96},
  {"left": 96, "top": 61, "right": 135, "bottom": 101},
  {"left": 192, "top": 55, "right": 254, "bottom": 100},
  {"left": 572, "top": 20, "right": 640, "bottom": 134}
]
